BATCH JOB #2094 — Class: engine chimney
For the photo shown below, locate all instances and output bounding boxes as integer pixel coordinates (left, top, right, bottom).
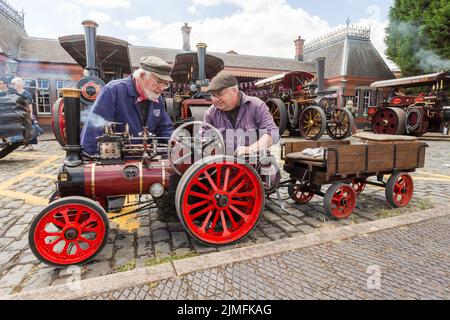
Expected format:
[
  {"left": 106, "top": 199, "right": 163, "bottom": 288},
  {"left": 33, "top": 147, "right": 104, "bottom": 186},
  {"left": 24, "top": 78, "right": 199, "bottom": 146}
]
[
  {"left": 196, "top": 42, "right": 207, "bottom": 85},
  {"left": 61, "top": 88, "right": 82, "bottom": 167},
  {"left": 82, "top": 20, "right": 99, "bottom": 78},
  {"left": 181, "top": 23, "right": 192, "bottom": 51},
  {"left": 294, "top": 36, "right": 305, "bottom": 61},
  {"left": 316, "top": 57, "right": 325, "bottom": 93}
]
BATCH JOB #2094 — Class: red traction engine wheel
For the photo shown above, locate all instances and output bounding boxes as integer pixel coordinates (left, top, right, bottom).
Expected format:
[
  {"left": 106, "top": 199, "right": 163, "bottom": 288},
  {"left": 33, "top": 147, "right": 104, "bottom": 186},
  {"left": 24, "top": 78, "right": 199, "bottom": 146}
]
[
  {"left": 385, "top": 173, "right": 414, "bottom": 208},
  {"left": 175, "top": 155, "right": 264, "bottom": 245},
  {"left": 29, "top": 196, "right": 109, "bottom": 268},
  {"left": 324, "top": 182, "right": 356, "bottom": 219}
]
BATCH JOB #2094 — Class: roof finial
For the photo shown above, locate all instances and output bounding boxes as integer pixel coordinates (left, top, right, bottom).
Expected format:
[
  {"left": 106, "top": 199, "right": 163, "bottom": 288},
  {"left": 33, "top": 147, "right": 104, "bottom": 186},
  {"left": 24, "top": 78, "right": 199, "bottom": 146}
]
[{"left": 346, "top": 17, "right": 351, "bottom": 34}]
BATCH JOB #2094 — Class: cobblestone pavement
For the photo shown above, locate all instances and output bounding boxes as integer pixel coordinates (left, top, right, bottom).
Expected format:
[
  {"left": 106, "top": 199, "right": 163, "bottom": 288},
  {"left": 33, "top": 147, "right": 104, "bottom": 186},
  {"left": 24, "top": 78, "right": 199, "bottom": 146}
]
[
  {"left": 86, "top": 214, "right": 450, "bottom": 300},
  {"left": 1, "top": 133, "right": 450, "bottom": 296}
]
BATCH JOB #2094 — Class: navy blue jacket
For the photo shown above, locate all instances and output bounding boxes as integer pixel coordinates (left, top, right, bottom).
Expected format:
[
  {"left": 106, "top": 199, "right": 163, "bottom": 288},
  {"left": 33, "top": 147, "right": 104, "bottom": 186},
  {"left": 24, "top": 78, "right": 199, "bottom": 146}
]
[{"left": 80, "top": 76, "right": 173, "bottom": 155}]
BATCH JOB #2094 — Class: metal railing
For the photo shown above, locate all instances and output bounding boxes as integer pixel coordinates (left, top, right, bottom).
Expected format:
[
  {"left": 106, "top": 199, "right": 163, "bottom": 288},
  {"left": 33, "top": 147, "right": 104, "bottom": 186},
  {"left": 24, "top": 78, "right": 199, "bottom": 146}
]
[
  {"left": 0, "top": 0, "right": 25, "bottom": 29},
  {"left": 304, "top": 25, "right": 370, "bottom": 55}
]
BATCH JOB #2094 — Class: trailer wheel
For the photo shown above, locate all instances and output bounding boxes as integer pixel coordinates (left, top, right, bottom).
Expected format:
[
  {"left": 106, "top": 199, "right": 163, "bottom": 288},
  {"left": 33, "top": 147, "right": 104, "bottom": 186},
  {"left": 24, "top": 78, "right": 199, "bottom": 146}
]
[
  {"left": 350, "top": 178, "right": 366, "bottom": 195},
  {"left": 299, "top": 105, "right": 326, "bottom": 140},
  {"left": 29, "top": 196, "right": 109, "bottom": 268},
  {"left": 288, "top": 184, "right": 314, "bottom": 204},
  {"left": 385, "top": 173, "right": 414, "bottom": 207},
  {"left": 324, "top": 182, "right": 356, "bottom": 219},
  {"left": 176, "top": 155, "right": 264, "bottom": 246}
]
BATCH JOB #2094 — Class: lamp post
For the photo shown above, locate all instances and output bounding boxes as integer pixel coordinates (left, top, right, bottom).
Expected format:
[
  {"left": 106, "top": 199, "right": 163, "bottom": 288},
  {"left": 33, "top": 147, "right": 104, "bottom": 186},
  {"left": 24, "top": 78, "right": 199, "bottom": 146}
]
[
  {"left": 2, "top": 58, "right": 18, "bottom": 85},
  {"left": 341, "top": 79, "right": 347, "bottom": 109},
  {"left": 5, "top": 58, "right": 18, "bottom": 76}
]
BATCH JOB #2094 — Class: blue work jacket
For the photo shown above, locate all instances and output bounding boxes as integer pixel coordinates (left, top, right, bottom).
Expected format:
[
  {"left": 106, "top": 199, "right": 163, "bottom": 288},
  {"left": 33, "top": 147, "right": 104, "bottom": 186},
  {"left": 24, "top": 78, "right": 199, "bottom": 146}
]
[{"left": 80, "top": 76, "right": 173, "bottom": 155}]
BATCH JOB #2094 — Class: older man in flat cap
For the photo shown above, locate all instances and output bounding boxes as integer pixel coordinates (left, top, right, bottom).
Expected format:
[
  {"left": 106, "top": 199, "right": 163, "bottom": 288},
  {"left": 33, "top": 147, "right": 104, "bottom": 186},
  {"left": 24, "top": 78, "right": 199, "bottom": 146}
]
[
  {"left": 81, "top": 56, "right": 174, "bottom": 155},
  {"left": 203, "top": 72, "right": 279, "bottom": 156}
]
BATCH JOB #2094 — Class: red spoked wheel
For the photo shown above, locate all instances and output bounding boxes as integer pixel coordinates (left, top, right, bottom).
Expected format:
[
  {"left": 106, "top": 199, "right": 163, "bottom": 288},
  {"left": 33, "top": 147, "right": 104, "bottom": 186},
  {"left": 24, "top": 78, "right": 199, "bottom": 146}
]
[
  {"left": 52, "top": 98, "right": 66, "bottom": 147},
  {"left": 29, "top": 196, "right": 109, "bottom": 268},
  {"left": 350, "top": 178, "right": 366, "bottom": 195},
  {"left": 176, "top": 155, "right": 264, "bottom": 245},
  {"left": 288, "top": 184, "right": 314, "bottom": 204},
  {"left": 324, "top": 183, "right": 356, "bottom": 219},
  {"left": 385, "top": 173, "right": 414, "bottom": 207}
]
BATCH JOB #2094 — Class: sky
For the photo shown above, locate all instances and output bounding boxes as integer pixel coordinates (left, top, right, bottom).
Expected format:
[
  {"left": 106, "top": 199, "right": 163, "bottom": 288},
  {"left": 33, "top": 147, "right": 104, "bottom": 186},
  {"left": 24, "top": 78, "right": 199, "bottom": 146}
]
[{"left": 8, "top": 0, "right": 397, "bottom": 68}]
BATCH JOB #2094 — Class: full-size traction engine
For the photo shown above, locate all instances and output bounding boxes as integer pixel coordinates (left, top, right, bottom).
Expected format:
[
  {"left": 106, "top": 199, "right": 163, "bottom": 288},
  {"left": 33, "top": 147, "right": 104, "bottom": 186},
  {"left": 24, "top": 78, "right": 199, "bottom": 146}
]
[{"left": 28, "top": 89, "right": 268, "bottom": 268}]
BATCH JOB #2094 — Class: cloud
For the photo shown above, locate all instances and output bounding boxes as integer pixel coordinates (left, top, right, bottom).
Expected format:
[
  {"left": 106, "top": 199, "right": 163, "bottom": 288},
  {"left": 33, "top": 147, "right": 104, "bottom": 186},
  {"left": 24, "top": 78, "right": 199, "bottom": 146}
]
[
  {"left": 188, "top": 5, "right": 200, "bottom": 15},
  {"left": 57, "top": 2, "right": 82, "bottom": 31},
  {"left": 128, "top": 35, "right": 140, "bottom": 45},
  {"left": 75, "top": 0, "right": 131, "bottom": 8},
  {"left": 125, "top": 17, "right": 162, "bottom": 31},
  {"left": 89, "top": 11, "right": 111, "bottom": 24},
  {"left": 129, "top": 1, "right": 329, "bottom": 59},
  {"left": 122, "top": 1, "right": 394, "bottom": 70}
]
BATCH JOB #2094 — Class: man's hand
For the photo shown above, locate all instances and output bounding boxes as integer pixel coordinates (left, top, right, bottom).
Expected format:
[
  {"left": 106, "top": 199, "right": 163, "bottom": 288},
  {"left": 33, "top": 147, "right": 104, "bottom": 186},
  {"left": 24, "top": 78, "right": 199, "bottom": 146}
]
[{"left": 235, "top": 146, "right": 256, "bottom": 156}]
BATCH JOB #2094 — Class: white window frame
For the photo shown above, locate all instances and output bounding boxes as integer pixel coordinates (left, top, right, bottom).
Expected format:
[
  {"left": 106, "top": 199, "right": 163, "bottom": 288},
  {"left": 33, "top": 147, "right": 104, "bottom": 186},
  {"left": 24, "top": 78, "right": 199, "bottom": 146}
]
[
  {"left": 56, "top": 80, "right": 72, "bottom": 98},
  {"left": 363, "top": 90, "right": 371, "bottom": 116},
  {"left": 37, "top": 79, "right": 51, "bottom": 115}
]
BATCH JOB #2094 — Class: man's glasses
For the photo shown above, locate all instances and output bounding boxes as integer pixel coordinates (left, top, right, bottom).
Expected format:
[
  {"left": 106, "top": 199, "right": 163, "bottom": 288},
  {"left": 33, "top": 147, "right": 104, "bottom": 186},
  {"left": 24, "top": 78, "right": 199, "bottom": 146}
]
[
  {"left": 150, "top": 75, "right": 171, "bottom": 89},
  {"left": 210, "top": 87, "right": 231, "bottom": 99}
]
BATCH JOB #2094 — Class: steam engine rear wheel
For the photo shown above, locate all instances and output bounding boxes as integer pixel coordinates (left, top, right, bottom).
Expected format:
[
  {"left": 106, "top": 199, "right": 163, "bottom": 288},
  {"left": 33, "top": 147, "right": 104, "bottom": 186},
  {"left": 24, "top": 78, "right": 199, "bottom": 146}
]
[
  {"left": 175, "top": 155, "right": 264, "bottom": 246},
  {"left": 266, "top": 98, "right": 288, "bottom": 136},
  {"left": 371, "top": 107, "right": 406, "bottom": 135},
  {"left": 326, "top": 108, "right": 354, "bottom": 140},
  {"left": 29, "top": 196, "right": 109, "bottom": 268},
  {"left": 287, "top": 100, "right": 301, "bottom": 136},
  {"left": 299, "top": 105, "right": 327, "bottom": 140}
]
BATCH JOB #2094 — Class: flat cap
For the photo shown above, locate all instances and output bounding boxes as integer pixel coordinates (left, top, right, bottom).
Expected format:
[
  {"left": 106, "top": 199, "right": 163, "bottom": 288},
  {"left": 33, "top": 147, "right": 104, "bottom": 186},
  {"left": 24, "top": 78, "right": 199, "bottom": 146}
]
[
  {"left": 140, "top": 56, "right": 173, "bottom": 82},
  {"left": 206, "top": 72, "right": 238, "bottom": 93}
]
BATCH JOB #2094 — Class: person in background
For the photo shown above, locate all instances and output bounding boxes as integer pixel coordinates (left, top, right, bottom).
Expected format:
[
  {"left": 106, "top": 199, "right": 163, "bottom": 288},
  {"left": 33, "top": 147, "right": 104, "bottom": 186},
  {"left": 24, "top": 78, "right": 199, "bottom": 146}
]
[
  {"left": 0, "top": 77, "right": 9, "bottom": 96},
  {"left": 11, "top": 77, "right": 38, "bottom": 151},
  {"left": 345, "top": 99, "right": 357, "bottom": 135}
]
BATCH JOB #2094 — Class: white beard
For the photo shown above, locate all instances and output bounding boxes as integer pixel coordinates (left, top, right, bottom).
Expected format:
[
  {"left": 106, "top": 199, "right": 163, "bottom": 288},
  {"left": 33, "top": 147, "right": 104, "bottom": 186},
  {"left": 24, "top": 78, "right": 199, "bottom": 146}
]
[{"left": 144, "top": 88, "right": 160, "bottom": 102}]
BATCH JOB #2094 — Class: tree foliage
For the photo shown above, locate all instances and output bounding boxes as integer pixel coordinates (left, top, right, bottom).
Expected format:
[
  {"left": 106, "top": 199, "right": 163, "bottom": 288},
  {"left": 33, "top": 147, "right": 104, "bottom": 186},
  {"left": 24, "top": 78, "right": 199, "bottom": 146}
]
[{"left": 386, "top": 0, "right": 450, "bottom": 76}]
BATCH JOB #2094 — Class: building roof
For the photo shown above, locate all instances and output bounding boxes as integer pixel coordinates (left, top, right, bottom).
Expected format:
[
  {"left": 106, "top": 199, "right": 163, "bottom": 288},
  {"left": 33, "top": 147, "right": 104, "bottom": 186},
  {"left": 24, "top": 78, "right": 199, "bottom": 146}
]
[
  {"left": 0, "top": 6, "right": 27, "bottom": 58},
  {"left": 303, "top": 26, "right": 394, "bottom": 80},
  {"left": 16, "top": 35, "right": 316, "bottom": 74},
  {"left": 371, "top": 71, "right": 450, "bottom": 88},
  {"left": 129, "top": 45, "right": 316, "bottom": 72},
  {"left": 18, "top": 37, "right": 77, "bottom": 64}
]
